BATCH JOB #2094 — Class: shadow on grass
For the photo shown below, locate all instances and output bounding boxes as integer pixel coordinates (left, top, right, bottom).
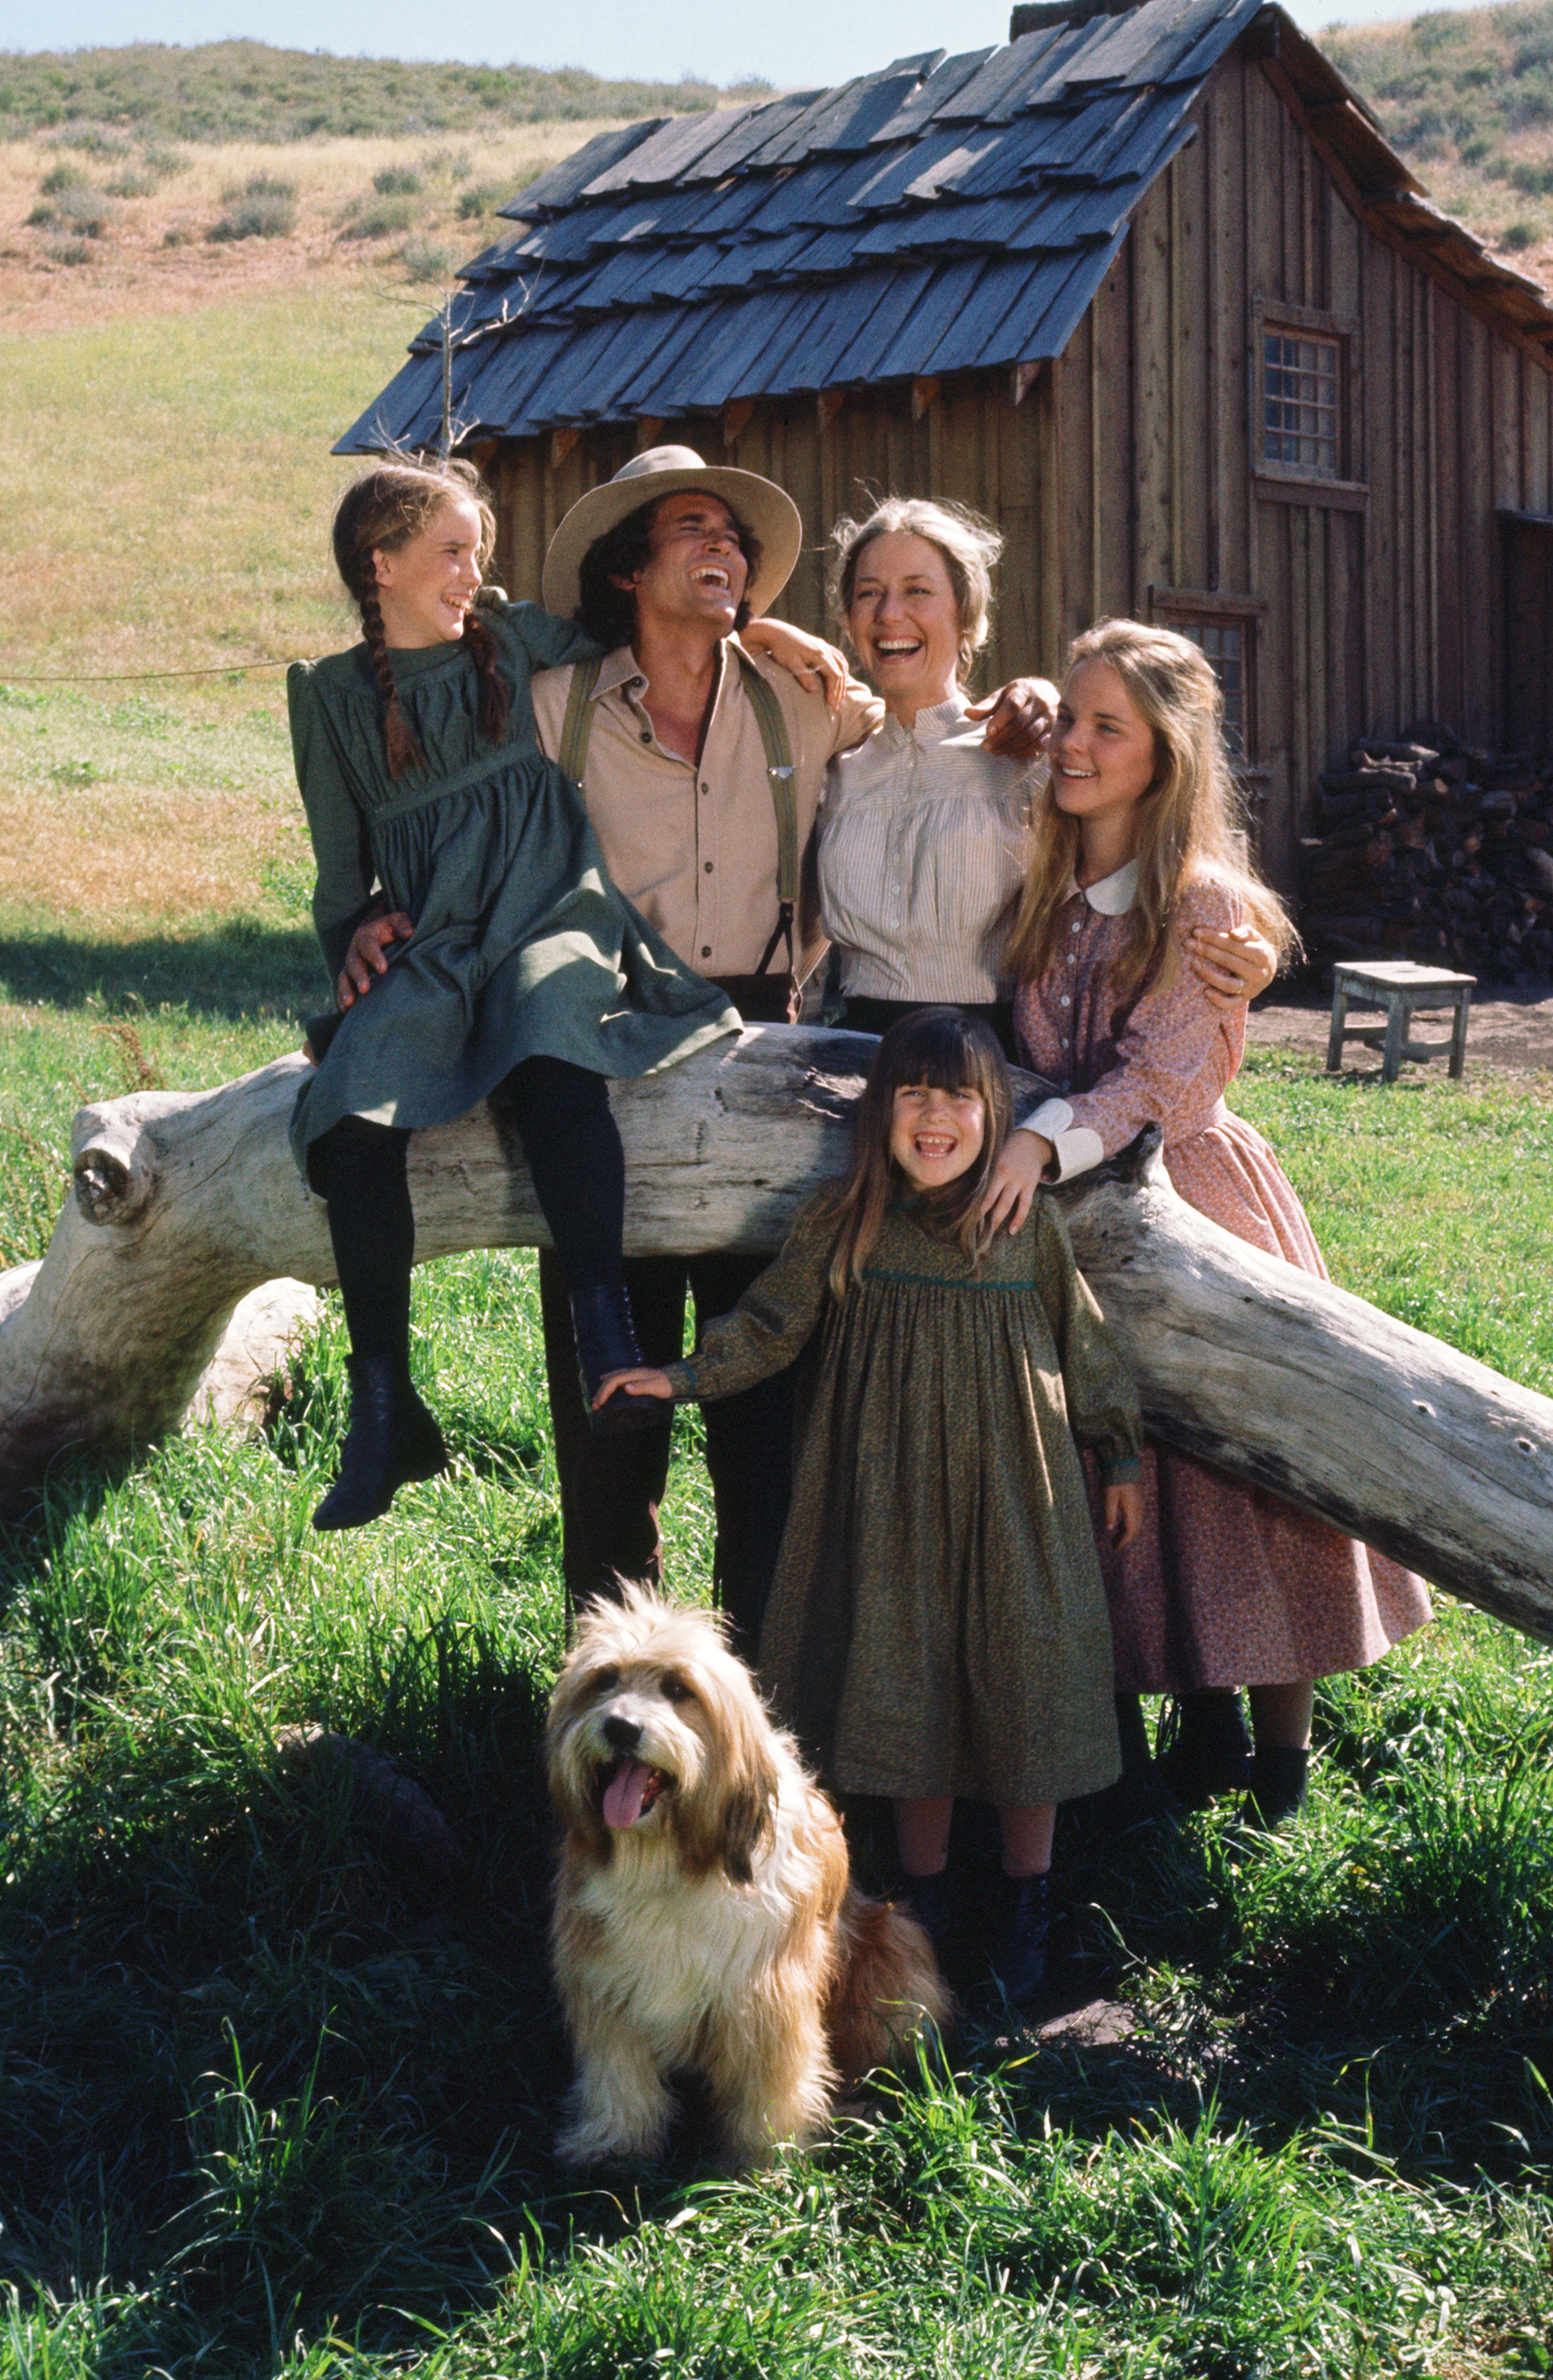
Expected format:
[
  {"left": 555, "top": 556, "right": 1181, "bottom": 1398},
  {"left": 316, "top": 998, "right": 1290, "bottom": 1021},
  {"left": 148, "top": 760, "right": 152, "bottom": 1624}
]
[
  {"left": 0, "top": 1604, "right": 633, "bottom": 2366},
  {"left": 0, "top": 1449, "right": 133, "bottom": 1620},
  {"left": 0, "top": 921, "right": 325, "bottom": 1020}
]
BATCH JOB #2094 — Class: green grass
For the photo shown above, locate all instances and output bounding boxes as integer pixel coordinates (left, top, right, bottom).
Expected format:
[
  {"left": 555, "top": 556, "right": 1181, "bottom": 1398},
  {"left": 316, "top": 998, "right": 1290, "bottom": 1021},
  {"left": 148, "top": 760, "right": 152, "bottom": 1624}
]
[
  {"left": 0, "top": 41, "right": 771, "bottom": 145},
  {"left": 0, "top": 973, "right": 1551, "bottom": 2373},
  {"left": 0, "top": 281, "right": 423, "bottom": 696}
]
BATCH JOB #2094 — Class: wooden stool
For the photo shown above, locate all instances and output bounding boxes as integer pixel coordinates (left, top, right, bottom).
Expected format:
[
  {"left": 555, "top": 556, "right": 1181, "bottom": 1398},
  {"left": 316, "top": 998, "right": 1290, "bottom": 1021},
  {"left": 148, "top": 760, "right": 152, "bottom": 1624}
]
[{"left": 1326, "top": 961, "right": 1476, "bottom": 1083}]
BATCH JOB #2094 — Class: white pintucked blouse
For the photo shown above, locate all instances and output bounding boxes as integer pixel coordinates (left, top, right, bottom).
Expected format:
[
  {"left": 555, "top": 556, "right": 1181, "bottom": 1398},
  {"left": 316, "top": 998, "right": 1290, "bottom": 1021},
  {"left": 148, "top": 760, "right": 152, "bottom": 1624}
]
[{"left": 817, "top": 691, "right": 1033, "bottom": 1004}]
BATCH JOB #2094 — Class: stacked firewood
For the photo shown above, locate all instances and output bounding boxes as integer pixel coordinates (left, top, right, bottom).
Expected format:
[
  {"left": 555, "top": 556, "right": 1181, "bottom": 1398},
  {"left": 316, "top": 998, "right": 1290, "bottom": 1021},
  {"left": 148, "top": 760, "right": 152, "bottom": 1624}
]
[{"left": 1298, "top": 722, "right": 1553, "bottom": 981}]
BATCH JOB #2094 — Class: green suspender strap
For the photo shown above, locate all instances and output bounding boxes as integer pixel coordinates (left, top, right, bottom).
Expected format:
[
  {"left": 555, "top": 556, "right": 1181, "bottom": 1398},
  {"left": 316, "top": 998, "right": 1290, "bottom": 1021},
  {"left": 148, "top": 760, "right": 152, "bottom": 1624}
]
[
  {"left": 557, "top": 654, "right": 602, "bottom": 789},
  {"left": 734, "top": 651, "right": 799, "bottom": 981},
  {"left": 555, "top": 646, "right": 799, "bottom": 986}
]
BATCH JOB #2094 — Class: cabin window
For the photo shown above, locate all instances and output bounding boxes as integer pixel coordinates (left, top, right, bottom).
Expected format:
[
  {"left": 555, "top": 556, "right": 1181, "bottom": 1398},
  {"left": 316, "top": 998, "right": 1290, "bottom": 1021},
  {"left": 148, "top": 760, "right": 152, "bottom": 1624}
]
[
  {"left": 1150, "top": 587, "right": 1265, "bottom": 762},
  {"left": 1251, "top": 301, "right": 1363, "bottom": 506},
  {"left": 1262, "top": 332, "right": 1340, "bottom": 478},
  {"left": 1177, "top": 618, "right": 1249, "bottom": 754}
]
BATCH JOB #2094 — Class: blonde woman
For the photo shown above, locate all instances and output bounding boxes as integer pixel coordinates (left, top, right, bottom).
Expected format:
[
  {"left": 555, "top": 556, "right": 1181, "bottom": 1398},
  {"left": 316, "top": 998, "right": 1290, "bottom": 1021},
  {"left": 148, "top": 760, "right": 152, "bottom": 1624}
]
[
  {"left": 999, "top": 620, "right": 1430, "bottom": 1824},
  {"left": 817, "top": 498, "right": 1274, "bottom": 1061}
]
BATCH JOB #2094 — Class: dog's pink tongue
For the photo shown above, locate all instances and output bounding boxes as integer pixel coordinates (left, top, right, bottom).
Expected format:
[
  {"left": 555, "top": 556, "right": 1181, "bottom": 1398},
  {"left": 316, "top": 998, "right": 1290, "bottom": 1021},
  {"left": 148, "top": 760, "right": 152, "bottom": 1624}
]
[{"left": 602, "top": 1757, "right": 654, "bottom": 1829}]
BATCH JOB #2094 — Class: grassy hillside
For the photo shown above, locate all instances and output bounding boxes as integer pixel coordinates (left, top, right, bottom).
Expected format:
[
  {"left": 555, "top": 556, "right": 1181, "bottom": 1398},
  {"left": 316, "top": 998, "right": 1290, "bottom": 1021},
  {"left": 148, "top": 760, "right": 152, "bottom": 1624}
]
[
  {"left": 1326, "top": 0, "right": 1553, "bottom": 266},
  {"left": 0, "top": 40, "right": 769, "bottom": 144},
  {"left": 0, "top": 125, "right": 622, "bottom": 314}
]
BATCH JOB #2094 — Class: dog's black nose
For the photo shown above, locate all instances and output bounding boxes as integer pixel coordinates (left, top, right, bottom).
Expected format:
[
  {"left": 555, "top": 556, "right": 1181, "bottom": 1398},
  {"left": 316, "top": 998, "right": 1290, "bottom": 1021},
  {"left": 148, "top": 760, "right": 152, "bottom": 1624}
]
[{"left": 603, "top": 1714, "right": 641, "bottom": 1752}]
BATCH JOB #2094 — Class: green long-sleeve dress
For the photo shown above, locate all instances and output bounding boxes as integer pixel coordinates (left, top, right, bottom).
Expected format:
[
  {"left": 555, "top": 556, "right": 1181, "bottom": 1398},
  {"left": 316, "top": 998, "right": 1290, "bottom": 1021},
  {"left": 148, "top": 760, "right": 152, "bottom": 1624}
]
[
  {"left": 287, "top": 597, "right": 737, "bottom": 1181},
  {"left": 664, "top": 1191, "right": 1143, "bottom": 1806}
]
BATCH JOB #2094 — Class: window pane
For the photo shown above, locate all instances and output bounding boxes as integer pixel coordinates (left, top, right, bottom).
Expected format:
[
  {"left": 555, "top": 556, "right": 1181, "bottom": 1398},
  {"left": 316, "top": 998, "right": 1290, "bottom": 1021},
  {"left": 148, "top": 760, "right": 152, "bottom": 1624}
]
[
  {"left": 1169, "top": 617, "right": 1247, "bottom": 754},
  {"left": 1263, "top": 330, "right": 1339, "bottom": 477}
]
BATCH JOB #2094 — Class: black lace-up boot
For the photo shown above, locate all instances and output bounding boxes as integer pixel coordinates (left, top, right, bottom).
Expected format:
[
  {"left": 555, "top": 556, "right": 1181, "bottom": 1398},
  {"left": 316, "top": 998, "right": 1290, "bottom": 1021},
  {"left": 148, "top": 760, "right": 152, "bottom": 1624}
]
[
  {"left": 1242, "top": 1745, "right": 1309, "bottom": 1830},
  {"left": 571, "top": 1283, "right": 666, "bottom": 1437},
  {"left": 900, "top": 1868, "right": 956, "bottom": 1982},
  {"left": 1156, "top": 1689, "right": 1254, "bottom": 1807},
  {"left": 986, "top": 1871, "right": 1051, "bottom": 2006},
  {"left": 313, "top": 1354, "right": 448, "bottom": 1531}
]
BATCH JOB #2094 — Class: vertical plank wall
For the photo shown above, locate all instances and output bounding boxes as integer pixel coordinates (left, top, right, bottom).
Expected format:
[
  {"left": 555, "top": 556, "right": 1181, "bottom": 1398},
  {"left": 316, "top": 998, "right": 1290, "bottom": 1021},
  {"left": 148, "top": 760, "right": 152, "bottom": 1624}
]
[{"left": 1048, "top": 45, "right": 1553, "bottom": 878}]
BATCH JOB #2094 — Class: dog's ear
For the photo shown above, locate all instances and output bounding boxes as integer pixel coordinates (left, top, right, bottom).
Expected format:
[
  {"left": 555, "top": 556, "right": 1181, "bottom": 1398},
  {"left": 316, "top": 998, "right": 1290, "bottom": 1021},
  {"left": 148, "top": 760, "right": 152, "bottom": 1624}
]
[
  {"left": 668, "top": 1658, "right": 781, "bottom": 1883},
  {"left": 544, "top": 1673, "right": 613, "bottom": 1866},
  {"left": 714, "top": 1696, "right": 781, "bottom": 1885},
  {"left": 718, "top": 1773, "right": 775, "bottom": 1885}
]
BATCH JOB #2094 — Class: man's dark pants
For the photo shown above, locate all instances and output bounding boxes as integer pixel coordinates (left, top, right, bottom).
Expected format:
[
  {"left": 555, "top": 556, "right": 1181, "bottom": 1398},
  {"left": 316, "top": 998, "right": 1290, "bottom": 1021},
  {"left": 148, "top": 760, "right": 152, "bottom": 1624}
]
[{"left": 538, "top": 1248, "right": 794, "bottom": 1659}]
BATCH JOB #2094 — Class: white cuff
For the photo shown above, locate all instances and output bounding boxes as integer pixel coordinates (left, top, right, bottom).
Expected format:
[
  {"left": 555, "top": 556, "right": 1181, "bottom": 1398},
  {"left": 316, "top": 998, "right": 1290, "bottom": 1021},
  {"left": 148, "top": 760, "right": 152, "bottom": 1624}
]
[{"left": 1014, "top": 1100, "right": 1105, "bottom": 1182}]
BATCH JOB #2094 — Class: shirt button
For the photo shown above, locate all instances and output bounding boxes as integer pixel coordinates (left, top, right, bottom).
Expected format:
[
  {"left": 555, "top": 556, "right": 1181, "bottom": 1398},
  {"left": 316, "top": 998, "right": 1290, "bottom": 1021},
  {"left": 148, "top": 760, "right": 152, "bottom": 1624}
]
[
  {"left": 1060, "top": 994, "right": 1071, "bottom": 1008},
  {"left": 700, "top": 781, "right": 709, "bottom": 794},
  {"left": 1071, "top": 920, "right": 1081, "bottom": 933},
  {"left": 640, "top": 729, "right": 652, "bottom": 744},
  {"left": 701, "top": 945, "right": 712, "bottom": 958},
  {"left": 704, "top": 861, "right": 713, "bottom": 873}
]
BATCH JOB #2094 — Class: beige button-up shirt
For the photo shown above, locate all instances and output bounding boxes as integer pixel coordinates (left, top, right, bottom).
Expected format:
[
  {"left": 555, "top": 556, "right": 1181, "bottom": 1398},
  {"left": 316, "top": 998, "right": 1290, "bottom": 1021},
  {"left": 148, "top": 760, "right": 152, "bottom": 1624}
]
[{"left": 532, "top": 637, "right": 882, "bottom": 979}]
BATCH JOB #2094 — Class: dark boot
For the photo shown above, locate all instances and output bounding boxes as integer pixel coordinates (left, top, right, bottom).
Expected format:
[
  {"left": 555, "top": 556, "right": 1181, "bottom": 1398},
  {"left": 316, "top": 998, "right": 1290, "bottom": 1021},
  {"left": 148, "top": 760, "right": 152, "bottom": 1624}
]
[
  {"left": 1242, "top": 1745, "right": 1309, "bottom": 1830},
  {"left": 1157, "top": 1690, "right": 1253, "bottom": 1808},
  {"left": 571, "top": 1284, "right": 667, "bottom": 1438},
  {"left": 985, "top": 1871, "right": 1051, "bottom": 2007},
  {"left": 1078, "top": 1694, "right": 1174, "bottom": 1827},
  {"left": 313, "top": 1354, "right": 448, "bottom": 1532},
  {"left": 899, "top": 1868, "right": 956, "bottom": 1981}
]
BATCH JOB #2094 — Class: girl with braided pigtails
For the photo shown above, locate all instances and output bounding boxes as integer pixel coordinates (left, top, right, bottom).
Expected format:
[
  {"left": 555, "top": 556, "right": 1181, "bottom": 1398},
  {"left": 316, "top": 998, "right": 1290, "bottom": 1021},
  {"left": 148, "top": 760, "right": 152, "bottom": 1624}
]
[{"left": 289, "top": 456, "right": 744, "bottom": 1530}]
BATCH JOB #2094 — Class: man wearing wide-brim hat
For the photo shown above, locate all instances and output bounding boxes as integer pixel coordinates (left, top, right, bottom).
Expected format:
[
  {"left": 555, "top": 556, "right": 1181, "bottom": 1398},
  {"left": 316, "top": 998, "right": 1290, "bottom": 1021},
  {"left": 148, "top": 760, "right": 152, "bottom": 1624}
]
[
  {"left": 345, "top": 443, "right": 1051, "bottom": 1651},
  {"left": 535, "top": 445, "right": 1055, "bottom": 1652}
]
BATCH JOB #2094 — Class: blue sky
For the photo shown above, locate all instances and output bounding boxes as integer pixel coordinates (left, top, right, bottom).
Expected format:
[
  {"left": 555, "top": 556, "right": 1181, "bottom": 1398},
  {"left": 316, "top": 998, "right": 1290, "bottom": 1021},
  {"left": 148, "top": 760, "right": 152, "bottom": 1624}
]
[{"left": 13, "top": 0, "right": 1466, "bottom": 93}]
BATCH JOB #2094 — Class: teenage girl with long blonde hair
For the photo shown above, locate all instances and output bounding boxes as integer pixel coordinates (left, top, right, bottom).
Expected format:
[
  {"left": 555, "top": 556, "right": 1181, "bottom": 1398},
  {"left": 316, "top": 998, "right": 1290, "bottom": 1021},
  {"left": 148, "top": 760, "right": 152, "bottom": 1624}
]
[{"left": 997, "top": 619, "right": 1430, "bottom": 1825}]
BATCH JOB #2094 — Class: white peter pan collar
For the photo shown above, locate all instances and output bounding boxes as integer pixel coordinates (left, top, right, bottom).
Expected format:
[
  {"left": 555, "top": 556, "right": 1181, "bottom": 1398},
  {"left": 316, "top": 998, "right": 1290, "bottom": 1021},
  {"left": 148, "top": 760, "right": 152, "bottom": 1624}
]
[{"left": 1078, "top": 857, "right": 1140, "bottom": 915}]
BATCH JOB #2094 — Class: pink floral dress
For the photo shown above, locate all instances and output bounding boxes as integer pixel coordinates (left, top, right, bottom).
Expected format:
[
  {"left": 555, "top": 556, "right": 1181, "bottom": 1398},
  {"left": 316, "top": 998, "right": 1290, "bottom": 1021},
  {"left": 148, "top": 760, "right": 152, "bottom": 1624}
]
[{"left": 1012, "top": 861, "right": 1430, "bottom": 1691}]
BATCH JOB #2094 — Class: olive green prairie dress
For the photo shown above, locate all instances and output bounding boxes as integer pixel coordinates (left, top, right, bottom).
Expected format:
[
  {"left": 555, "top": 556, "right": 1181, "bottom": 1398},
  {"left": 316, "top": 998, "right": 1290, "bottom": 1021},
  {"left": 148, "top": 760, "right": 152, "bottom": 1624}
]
[
  {"left": 663, "top": 1192, "right": 1143, "bottom": 1806},
  {"left": 287, "top": 597, "right": 737, "bottom": 1182}
]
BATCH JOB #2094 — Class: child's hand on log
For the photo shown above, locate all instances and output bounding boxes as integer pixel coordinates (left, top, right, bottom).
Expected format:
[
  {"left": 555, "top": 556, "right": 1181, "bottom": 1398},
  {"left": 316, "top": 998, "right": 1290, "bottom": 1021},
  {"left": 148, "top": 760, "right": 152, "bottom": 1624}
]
[
  {"left": 1184, "top": 922, "right": 1276, "bottom": 1011},
  {"left": 1105, "top": 1483, "right": 1144, "bottom": 1550},
  {"left": 593, "top": 1368, "right": 675, "bottom": 1410},
  {"left": 337, "top": 911, "right": 415, "bottom": 1011}
]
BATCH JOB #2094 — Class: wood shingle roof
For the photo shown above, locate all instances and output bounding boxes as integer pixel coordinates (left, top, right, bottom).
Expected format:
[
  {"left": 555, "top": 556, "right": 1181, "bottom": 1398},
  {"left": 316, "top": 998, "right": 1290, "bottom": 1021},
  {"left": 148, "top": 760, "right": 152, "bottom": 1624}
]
[{"left": 336, "top": 0, "right": 1553, "bottom": 455}]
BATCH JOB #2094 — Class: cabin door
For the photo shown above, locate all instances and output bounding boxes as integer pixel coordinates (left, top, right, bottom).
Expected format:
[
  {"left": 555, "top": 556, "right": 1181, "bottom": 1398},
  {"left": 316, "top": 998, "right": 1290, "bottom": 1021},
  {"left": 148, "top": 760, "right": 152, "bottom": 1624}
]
[{"left": 1503, "top": 512, "right": 1553, "bottom": 753}]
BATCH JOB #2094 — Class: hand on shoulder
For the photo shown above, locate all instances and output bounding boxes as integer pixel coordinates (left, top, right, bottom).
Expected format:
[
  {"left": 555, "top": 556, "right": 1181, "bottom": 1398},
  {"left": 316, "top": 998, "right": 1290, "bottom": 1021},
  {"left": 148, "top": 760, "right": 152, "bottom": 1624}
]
[{"left": 979, "top": 1130, "right": 1051, "bottom": 1238}]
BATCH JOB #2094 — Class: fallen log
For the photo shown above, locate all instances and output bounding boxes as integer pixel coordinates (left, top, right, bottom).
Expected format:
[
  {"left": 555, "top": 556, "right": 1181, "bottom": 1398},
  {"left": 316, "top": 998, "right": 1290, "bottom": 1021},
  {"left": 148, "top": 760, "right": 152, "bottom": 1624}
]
[{"left": 2, "top": 1027, "right": 1550, "bottom": 1639}]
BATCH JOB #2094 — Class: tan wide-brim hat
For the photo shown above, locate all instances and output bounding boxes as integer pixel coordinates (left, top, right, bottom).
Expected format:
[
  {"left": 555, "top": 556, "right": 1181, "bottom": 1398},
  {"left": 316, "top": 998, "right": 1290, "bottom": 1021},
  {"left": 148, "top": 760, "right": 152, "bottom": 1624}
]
[{"left": 541, "top": 445, "right": 803, "bottom": 622}]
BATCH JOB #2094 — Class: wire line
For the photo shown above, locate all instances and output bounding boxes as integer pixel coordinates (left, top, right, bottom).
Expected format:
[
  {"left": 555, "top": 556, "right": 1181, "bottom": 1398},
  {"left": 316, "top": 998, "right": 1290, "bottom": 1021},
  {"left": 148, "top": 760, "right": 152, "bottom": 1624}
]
[{"left": 0, "top": 660, "right": 302, "bottom": 684}]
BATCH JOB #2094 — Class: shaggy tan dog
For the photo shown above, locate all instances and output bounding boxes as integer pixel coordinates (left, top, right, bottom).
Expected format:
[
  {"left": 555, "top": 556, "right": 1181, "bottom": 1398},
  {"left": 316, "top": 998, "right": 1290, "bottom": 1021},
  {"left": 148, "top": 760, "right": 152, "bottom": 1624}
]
[{"left": 544, "top": 1586, "right": 949, "bottom": 2170}]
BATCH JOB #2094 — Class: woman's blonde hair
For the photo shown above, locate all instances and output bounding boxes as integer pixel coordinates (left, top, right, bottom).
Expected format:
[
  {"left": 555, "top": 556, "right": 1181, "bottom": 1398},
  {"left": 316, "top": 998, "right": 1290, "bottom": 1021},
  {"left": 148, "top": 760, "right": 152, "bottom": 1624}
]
[
  {"left": 814, "top": 1008, "right": 1013, "bottom": 1299},
  {"left": 1001, "top": 617, "right": 1297, "bottom": 1000},
  {"left": 828, "top": 497, "right": 1004, "bottom": 678}
]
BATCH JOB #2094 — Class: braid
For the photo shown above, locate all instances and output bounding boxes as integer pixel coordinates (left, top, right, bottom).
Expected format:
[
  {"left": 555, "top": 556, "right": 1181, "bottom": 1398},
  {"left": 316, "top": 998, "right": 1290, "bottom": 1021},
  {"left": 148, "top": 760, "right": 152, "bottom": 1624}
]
[
  {"left": 331, "top": 456, "right": 501, "bottom": 778},
  {"left": 462, "top": 607, "right": 511, "bottom": 747},
  {"left": 359, "top": 586, "right": 427, "bottom": 779}
]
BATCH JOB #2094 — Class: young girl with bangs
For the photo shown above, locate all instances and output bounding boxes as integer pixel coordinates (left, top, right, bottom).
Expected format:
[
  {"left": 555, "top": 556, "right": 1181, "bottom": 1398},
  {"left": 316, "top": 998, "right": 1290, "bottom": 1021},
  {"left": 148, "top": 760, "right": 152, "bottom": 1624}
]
[
  {"left": 998, "top": 620, "right": 1431, "bottom": 1825},
  {"left": 597, "top": 1007, "right": 1144, "bottom": 2003},
  {"left": 291, "top": 456, "right": 825, "bottom": 1532}
]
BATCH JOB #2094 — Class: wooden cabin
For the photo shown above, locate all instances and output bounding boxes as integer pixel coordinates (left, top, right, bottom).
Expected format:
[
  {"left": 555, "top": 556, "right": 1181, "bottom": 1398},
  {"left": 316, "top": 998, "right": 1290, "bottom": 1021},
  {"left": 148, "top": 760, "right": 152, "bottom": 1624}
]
[{"left": 341, "top": 0, "right": 1553, "bottom": 892}]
